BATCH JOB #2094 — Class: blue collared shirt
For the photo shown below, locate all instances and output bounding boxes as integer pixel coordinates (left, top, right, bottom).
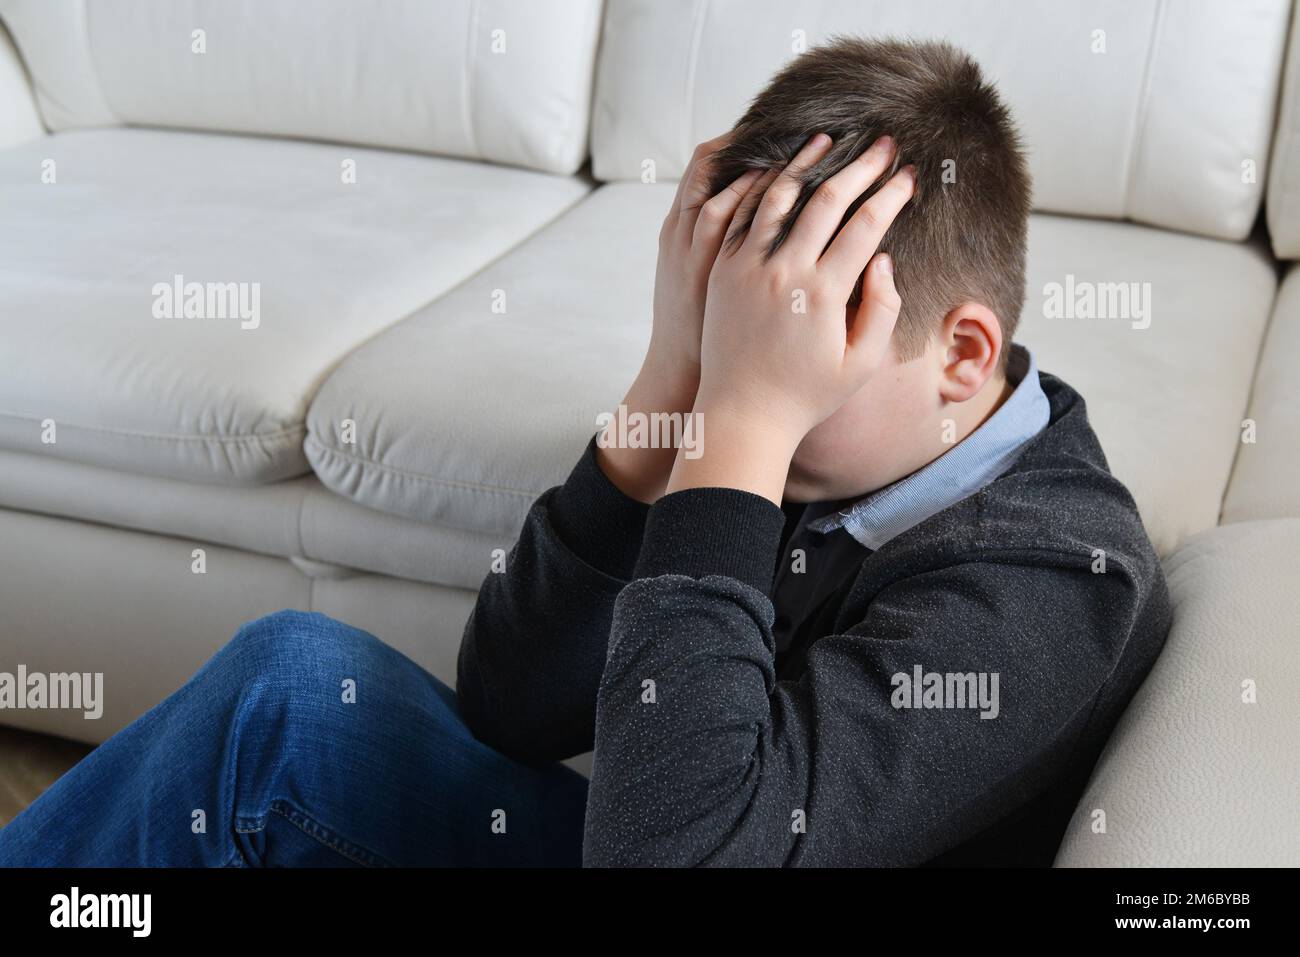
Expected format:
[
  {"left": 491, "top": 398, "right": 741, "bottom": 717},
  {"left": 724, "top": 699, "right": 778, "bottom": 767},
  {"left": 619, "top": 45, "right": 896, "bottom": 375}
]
[{"left": 806, "top": 343, "right": 1050, "bottom": 549}]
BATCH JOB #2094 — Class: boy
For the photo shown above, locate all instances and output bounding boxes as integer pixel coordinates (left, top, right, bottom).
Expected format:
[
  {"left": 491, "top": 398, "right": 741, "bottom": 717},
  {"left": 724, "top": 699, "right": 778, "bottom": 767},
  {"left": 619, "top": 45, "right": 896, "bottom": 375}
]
[
  {"left": 458, "top": 38, "right": 1171, "bottom": 866},
  {"left": 0, "top": 39, "right": 1169, "bottom": 867}
]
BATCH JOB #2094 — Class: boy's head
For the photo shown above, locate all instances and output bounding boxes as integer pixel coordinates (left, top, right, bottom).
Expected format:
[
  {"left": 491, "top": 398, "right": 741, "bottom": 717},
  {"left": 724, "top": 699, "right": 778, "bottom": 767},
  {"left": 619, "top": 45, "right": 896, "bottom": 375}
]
[{"left": 707, "top": 38, "right": 1032, "bottom": 501}]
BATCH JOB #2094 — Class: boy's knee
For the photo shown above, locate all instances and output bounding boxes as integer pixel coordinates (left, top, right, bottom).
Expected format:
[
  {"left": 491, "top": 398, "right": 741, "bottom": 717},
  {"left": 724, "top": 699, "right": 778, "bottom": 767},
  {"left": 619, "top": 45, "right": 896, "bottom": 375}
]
[
  {"left": 224, "top": 609, "right": 383, "bottom": 678},
  {"left": 238, "top": 608, "right": 333, "bottom": 642}
]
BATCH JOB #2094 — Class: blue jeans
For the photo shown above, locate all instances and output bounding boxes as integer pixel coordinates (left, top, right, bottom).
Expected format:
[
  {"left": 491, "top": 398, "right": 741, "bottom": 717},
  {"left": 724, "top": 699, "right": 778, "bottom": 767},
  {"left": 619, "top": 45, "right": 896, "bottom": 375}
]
[{"left": 0, "top": 610, "right": 589, "bottom": 866}]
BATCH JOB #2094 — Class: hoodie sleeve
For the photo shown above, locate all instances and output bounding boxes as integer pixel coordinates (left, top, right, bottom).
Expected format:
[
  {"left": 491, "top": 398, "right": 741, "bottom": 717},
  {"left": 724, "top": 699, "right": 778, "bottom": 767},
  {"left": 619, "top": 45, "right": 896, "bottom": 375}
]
[{"left": 455, "top": 437, "right": 649, "bottom": 764}]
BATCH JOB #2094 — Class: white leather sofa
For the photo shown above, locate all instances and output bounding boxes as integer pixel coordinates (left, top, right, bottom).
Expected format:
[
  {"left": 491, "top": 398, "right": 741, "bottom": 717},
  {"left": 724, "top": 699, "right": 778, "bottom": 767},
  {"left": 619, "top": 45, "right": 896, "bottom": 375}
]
[{"left": 0, "top": 0, "right": 1296, "bottom": 866}]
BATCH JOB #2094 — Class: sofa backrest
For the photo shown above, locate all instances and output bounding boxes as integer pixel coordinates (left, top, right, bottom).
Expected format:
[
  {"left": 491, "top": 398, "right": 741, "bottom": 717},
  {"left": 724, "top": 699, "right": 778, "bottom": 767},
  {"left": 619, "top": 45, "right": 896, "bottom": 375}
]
[
  {"left": 1268, "top": 3, "right": 1300, "bottom": 258},
  {"left": 0, "top": 19, "right": 39, "bottom": 150},
  {"left": 0, "top": 0, "right": 603, "bottom": 175},
  {"left": 592, "top": 0, "right": 1290, "bottom": 242}
]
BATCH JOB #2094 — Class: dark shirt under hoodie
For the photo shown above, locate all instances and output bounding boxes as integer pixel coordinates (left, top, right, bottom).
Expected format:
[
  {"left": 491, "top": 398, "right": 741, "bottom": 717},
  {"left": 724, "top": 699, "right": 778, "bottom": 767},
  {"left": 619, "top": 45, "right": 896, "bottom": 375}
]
[{"left": 456, "top": 364, "right": 1172, "bottom": 867}]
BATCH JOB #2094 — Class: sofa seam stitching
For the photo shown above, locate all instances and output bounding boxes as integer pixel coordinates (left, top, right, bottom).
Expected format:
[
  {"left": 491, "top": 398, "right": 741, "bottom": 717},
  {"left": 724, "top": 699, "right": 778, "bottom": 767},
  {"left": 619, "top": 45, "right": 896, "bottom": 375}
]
[
  {"left": 462, "top": 0, "right": 481, "bottom": 159},
  {"left": 80, "top": 0, "right": 121, "bottom": 124},
  {"left": 0, "top": 412, "right": 305, "bottom": 445},
  {"left": 1122, "top": 0, "right": 1166, "bottom": 217},
  {"left": 305, "top": 433, "right": 543, "bottom": 498}
]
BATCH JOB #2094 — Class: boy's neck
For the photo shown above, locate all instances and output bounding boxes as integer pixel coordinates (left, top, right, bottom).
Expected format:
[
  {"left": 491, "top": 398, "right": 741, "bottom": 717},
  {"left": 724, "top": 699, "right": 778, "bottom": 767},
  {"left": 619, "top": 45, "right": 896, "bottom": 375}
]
[
  {"left": 918, "top": 369, "right": 1014, "bottom": 477},
  {"left": 896, "top": 369, "right": 1015, "bottom": 491},
  {"left": 965, "top": 372, "right": 1015, "bottom": 438}
]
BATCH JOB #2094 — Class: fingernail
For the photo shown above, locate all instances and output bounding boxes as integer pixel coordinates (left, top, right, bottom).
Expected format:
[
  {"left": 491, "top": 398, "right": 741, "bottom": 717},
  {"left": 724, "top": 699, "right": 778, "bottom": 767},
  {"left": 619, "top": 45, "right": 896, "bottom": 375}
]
[
  {"left": 810, "top": 132, "right": 832, "bottom": 149},
  {"left": 878, "top": 253, "right": 893, "bottom": 275},
  {"left": 901, "top": 164, "right": 918, "bottom": 182},
  {"left": 873, "top": 135, "right": 894, "bottom": 153}
]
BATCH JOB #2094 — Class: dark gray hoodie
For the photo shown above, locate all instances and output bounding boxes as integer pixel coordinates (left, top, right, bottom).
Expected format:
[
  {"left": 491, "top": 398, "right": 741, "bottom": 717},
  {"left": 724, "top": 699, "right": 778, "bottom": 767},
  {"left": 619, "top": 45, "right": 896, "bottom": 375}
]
[{"left": 456, "top": 372, "right": 1172, "bottom": 866}]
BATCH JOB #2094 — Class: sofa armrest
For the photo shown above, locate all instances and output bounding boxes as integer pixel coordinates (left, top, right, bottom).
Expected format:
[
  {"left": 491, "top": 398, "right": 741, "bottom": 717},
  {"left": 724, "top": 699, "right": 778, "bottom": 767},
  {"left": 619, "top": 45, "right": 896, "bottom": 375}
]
[
  {"left": 0, "top": 20, "right": 42, "bottom": 150},
  {"left": 1055, "top": 519, "right": 1300, "bottom": 866}
]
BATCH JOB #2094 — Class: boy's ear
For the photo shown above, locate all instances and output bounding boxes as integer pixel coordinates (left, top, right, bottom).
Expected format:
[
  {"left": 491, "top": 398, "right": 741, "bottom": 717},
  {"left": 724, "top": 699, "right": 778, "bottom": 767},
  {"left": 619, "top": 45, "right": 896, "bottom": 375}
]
[{"left": 937, "top": 302, "right": 1003, "bottom": 403}]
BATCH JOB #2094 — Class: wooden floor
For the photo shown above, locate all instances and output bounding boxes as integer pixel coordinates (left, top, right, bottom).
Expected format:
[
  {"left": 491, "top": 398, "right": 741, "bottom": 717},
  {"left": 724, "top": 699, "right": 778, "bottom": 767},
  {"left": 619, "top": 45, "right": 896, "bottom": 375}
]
[{"left": 0, "top": 726, "right": 92, "bottom": 828}]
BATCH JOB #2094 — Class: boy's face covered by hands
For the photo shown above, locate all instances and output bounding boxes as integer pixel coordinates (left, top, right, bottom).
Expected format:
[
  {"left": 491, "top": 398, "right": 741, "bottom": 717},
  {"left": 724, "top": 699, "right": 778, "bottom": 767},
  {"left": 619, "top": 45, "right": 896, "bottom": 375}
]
[
  {"left": 664, "top": 132, "right": 925, "bottom": 505},
  {"left": 604, "top": 130, "right": 1006, "bottom": 510},
  {"left": 694, "top": 132, "right": 914, "bottom": 439},
  {"left": 784, "top": 343, "right": 943, "bottom": 502}
]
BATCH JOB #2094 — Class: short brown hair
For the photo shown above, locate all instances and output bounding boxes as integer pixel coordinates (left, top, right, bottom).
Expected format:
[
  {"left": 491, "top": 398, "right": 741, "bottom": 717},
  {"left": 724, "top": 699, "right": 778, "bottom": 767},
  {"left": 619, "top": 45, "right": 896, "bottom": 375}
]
[{"left": 708, "top": 38, "right": 1031, "bottom": 366}]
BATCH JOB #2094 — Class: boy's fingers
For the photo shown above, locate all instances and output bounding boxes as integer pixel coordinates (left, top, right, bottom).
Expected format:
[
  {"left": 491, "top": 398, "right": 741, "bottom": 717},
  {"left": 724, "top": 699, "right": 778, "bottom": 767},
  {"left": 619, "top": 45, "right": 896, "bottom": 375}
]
[
  {"left": 820, "top": 166, "right": 916, "bottom": 290},
  {"left": 846, "top": 253, "right": 901, "bottom": 374},
  {"left": 693, "top": 168, "right": 762, "bottom": 251},
  {"left": 662, "top": 132, "right": 730, "bottom": 235},
  {"left": 785, "top": 135, "right": 897, "bottom": 258},
  {"left": 723, "top": 167, "right": 779, "bottom": 250},
  {"left": 749, "top": 133, "right": 834, "bottom": 246},
  {"left": 677, "top": 131, "right": 734, "bottom": 215}
]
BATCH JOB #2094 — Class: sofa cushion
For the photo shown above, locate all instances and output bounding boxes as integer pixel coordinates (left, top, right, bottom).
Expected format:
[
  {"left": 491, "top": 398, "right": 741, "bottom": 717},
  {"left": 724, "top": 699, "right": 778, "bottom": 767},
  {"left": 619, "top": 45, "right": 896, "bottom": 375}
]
[
  {"left": 591, "top": 0, "right": 1288, "bottom": 241},
  {"left": 306, "top": 183, "right": 662, "bottom": 536},
  {"left": 1018, "top": 215, "right": 1275, "bottom": 557},
  {"left": 0, "top": 0, "right": 603, "bottom": 175},
  {"left": 1222, "top": 264, "right": 1300, "bottom": 523},
  {"left": 0, "top": 450, "right": 508, "bottom": 591},
  {"left": 305, "top": 183, "right": 1276, "bottom": 557},
  {"left": 0, "top": 128, "right": 590, "bottom": 484},
  {"left": 1055, "top": 519, "right": 1300, "bottom": 866}
]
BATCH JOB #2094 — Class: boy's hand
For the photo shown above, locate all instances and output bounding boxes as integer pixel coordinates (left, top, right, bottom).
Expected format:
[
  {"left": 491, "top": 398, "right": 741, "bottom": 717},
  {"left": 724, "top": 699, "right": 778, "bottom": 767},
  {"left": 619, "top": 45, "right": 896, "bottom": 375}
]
[
  {"left": 670, "top": 133, "right": 916, "bottom": 504},
  {"left": 644, "top": 133, "right": 764, "bottom": 396},
  {"left": 597, "top": 135, "right": 764, "bottom": 503}
]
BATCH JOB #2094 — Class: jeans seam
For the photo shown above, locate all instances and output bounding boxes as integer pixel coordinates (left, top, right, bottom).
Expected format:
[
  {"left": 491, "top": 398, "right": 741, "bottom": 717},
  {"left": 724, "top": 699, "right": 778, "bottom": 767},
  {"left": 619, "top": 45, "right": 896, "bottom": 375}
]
[{"left": 266, "top": 800, "right": 391, "bottom": 867}]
